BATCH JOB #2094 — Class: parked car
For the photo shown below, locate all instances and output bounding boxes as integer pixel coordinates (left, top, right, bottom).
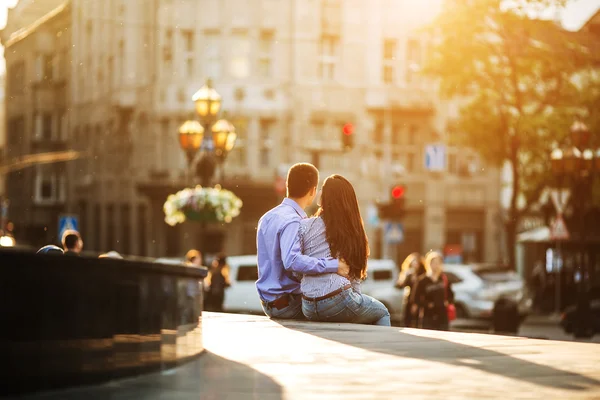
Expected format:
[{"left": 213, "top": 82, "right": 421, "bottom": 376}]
[
  {"left": 443, "top": 263, "right": 533, "bottom": 320},
  {"left": 560, "top": 299, "right": 600, "bottom": 338}
]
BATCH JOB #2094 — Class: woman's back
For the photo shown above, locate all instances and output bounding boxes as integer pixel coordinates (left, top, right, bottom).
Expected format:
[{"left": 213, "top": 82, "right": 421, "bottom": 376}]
[{"left": 299, "top": 217, "right": 356, "bottom": 297}]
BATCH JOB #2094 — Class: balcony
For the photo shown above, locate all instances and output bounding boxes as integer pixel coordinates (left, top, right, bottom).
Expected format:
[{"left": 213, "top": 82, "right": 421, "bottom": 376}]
[
  {"left": 31, "top": 139, "right": 69, "bottom": 153},
  {"left": 365, "top": 85, "right": 435, "bottom": 114}
]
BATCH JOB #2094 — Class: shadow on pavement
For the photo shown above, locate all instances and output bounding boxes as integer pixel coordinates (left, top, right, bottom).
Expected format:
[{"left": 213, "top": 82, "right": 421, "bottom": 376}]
[
  {"left": 12, "top": 352, "right": 284, "bottom": 400},
  {"left": 277, "top": 320, "right": 600, "bottom": 392}
]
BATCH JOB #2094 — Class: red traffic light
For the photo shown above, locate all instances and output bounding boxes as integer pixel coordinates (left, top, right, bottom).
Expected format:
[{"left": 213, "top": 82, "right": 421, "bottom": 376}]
[
  {"left": 391, "top": 185, "right": 405, "bottom": 199},
  {"left": 342, "top": 123, "right": 354, "bottom": 136}
]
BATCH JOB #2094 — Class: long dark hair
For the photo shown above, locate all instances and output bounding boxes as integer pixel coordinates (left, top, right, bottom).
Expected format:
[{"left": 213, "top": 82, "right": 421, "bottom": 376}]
[{"left": 316, "top": 175, "right": 369, "bottom": 280}]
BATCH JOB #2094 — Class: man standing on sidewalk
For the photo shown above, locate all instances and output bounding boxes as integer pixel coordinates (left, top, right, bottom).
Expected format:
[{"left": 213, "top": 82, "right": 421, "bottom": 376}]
[{"left": 256, "top": 163, "right": 349, "bottom": 319}]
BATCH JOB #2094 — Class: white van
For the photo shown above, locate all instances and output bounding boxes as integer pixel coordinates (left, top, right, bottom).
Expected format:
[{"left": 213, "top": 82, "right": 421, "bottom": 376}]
[{"left": 223, "top": 255, "right": 264, "bottom": 314}]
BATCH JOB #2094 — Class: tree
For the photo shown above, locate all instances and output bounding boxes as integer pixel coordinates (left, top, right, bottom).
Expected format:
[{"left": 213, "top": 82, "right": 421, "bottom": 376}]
[{"left": 423, "top": 0, "right": 599, "bottom": 269}]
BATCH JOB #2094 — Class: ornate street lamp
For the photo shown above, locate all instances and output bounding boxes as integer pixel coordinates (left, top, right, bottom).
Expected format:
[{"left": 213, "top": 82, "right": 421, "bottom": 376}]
[
  {"left": 178, "top": 120, "right": 204, "bottom": 165},
  {"left": 192, "top": 80, "right": 222, "bottom": 122},
  {"left": 177, "top": 79, "right": 237, "bottom": 187},
  {"left": 212, "top": 119, "right": 237, "bottom": 160}
]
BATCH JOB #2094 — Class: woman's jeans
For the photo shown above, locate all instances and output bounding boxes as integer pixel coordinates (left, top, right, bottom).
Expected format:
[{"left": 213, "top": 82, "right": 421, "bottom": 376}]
[{"left": 302, "top": 288, "right": 391, "bottom": 326}]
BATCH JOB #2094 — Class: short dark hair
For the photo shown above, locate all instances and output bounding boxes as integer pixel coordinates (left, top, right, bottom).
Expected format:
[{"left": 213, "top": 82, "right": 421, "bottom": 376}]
[
  {"left": 62, "top": 230, "right": 81, "bottom": 250},
  {"left": 287, "top": 163, "right": 319, "bottom": 198}
]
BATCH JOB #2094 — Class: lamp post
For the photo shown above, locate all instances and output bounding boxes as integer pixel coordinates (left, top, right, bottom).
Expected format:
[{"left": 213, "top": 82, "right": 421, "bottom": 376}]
[
  {"left": 177, "top": 79, "right": 237, "bottom": 187},
  {"left": 549, "top": 120, "right": 597, "bottom": 313}
]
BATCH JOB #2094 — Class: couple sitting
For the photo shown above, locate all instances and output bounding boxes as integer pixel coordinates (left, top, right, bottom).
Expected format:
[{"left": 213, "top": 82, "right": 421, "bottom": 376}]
[{"left": 256, "top": 163, "right": 390, "bottom": 326}]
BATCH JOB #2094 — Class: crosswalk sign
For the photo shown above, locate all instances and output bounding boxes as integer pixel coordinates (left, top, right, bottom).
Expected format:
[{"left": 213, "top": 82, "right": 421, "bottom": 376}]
[
  {"left": 384, "top": 222, "right": 404, "bottom": 244},
  {"left": 550, "top": 215, "right": 569, "bottom": 241},
  {"left": 58, "top": 215, "right": 79, "bottom": 243}
]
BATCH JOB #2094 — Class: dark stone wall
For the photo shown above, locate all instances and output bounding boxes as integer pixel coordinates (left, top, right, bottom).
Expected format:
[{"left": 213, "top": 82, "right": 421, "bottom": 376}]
[{"left": 0, "top": 250, "right": 207, "bottom": 395}]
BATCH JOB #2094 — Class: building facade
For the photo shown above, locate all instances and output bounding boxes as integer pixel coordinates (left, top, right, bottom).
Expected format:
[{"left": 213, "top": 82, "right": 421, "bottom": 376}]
[{"left": 2, "top": 0, "right": 502, "bottom": 263}]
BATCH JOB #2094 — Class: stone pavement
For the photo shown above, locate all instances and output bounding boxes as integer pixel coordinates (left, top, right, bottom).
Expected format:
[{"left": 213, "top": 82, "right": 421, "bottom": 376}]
[{"left": 18, "top": 312, "right": 600, "bottom": 399}]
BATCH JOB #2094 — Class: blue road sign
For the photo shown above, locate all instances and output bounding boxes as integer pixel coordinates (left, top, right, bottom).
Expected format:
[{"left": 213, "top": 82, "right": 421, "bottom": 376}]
[
  {"left": 58, "top": 215, "right": 79, "bottom": 243},
  {"left": 366, "top": 204, "right": 379, "bottom": 227},
  {"left": 384, "top": 222, "right": 404, "bottom": 244},
  {"left": 425, "top": 144, "right": 446, "bottom": 172}
]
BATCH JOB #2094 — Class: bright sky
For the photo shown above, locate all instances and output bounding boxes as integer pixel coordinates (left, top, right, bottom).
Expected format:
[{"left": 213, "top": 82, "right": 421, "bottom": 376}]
[
  {"left": 0, "top": 0, "right": 598, "bottom": 75},
  {"left": 1, "top": 0, "right": 19, "bottom": 75}
]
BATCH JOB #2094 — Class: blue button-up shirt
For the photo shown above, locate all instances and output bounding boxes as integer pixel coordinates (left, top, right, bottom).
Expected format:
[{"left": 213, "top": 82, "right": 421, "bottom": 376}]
[{"left": 256, "top": 198, "right": 339, "bottom": 302}]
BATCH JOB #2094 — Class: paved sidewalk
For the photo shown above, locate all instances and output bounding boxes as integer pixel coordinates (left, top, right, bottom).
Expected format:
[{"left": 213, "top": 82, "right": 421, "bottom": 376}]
[{"left": 19, "top": 312, "right": 600, "bottom": 399}]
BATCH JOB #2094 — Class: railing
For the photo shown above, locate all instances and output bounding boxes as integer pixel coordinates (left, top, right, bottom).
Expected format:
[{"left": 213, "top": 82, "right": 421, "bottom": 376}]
[{"left": 0, "top": 250, "right": 207, "bottom": 395}]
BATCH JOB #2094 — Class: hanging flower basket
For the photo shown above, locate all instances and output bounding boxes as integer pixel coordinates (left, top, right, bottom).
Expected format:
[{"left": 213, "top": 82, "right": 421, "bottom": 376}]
[{"left": 163, "top": 185, "right": 243, "bottom": 226}]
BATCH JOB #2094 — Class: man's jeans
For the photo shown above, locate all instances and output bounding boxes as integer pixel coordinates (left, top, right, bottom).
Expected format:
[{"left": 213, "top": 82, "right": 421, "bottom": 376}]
[
  {"left": 261, "top": 293, "right": 305, "bottom": 320},
  {"left": 302, "top": 288, "right": 391, "bottom": 326}
]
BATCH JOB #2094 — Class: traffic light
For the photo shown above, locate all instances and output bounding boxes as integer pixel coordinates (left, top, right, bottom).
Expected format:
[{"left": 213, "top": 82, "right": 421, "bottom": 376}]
[
  {"left": 341, "top": 123, "right": 354, "bottom": 151},
  {"left": 377, "top": 185, "right": 406, "bottom": 221}
]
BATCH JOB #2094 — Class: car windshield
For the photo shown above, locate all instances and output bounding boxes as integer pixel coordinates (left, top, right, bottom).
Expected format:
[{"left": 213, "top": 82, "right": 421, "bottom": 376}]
[{"left": 471, "top": 264, "right": 519, "bottom": 282}]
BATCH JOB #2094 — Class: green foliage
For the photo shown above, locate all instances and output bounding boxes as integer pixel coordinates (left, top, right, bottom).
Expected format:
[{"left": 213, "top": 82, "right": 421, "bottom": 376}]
[{"left": 424, "top": 0, "right": 599, "bottom": 215}]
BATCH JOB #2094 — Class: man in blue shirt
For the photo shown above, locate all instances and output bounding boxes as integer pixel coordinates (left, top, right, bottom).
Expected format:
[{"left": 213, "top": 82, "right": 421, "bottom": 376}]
[{"left": 256, "top": 163, "right": 349, "bottom": 319}]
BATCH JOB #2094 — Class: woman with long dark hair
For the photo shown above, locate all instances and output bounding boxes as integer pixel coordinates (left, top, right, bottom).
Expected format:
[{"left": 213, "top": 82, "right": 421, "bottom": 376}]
[
  {"left": 395, "top": 253, "right": 425, "bottom": 327},
  {"left": 299, "top": 175, "right": 390, "bottom": 326}
]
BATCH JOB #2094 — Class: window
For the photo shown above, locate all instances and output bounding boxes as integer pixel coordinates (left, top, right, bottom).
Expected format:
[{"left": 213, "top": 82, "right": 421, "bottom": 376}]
[
  {"left": 408, "top": 125, "right": 417, "bottom": 145},
  {"left": 182, "top": 30, "right": 195, "bottom": 78},
  {"left": 33, "top": 167, "right": 64, "bottom": 204},
  {"left": 260, "top": 119, "right": 274, "bottom": 167},
  {"left": 372, "top": 120, "right": 383, "bottom": 145},
  {"left": 7, "top": 117, "right": 24, "bottom": 146},
  {"left": 205, "top": 32, "right": 221, "bottom": 79},
  {"left": 258, "top": 30, "right": 275, "bottom": 78},
  {"left": 44, "top": 54, "right": 54, "bottom": 80},
  {"left": 373, "top": 270, "right": 392, "bottom": 281},
  {"left": 43, "top": 114, "right": 53, "bottom": 140},
  {"left": 311, "top": 120, "right": 325, "bottom": 143},
  {"left": 237, "top": 265, "right": 259, "bottom": 281},
  {"left": 8, "top": 61, "right": 25, "bottom": 95},
  {"left": 182, "top": 29, "right": 194, "bottom": 52},
  {"left": 406, "top": 152, "right": 415, "bottom": 172},
  {"left": 382, "top": 39, "right": 396, "bottom": 84},
  {"left": 448, "top": 153, "right": 458, "bottom": 174},
  {"left": 34, "top": 114, "right": 54, "bottom": 141},
  {"left": 186, "top": 58, "right": 194, "bottom": 78},
  {"left": 319, "top": 35, "right": 338, "bottom": 80},
  {"left": 230, "top": 32, "right": 250, "bottom": 79},
  {"left": 391, "top": 124, "right": 401, "bottom": 146},
  {"left": 445, "top": 272, "right": 463, "bottom": 284},
  {"left": 406, "top": 38, "right": 421, "bottom": 83},
  {"left": 108, "top": 56, "right": 114, "bottom": 88}
]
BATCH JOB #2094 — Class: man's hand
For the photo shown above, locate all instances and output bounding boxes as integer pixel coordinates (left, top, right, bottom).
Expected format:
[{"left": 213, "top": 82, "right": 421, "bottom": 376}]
[{"left": 337, "top": 259, "right": 350, "bottom": 278}]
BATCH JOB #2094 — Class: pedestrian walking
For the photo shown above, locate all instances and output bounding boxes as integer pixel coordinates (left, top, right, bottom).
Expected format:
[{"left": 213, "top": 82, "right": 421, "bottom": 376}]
[
  {"left": 204, "top": 253, "right": 231, "bottom": 312},
  {"left": 396, "top": 252, "right": 425, "bottom": 327},
  {"left": 412, "top": 251, "right": 455, "bottom": 331}
]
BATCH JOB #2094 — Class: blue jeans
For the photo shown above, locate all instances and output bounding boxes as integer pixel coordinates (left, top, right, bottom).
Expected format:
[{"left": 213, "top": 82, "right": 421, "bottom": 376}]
[
  {"left": 261, "top": 293, "right": 305, "bottom": 320},
  {"left": 302, "top": 288, "right": 391, "bottom": 326}
]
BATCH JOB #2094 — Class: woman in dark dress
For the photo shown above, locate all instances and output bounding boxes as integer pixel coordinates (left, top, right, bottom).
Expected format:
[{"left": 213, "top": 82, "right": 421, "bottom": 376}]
[
  {"left": 412, "top": 252, "right": 454, "bottom": 331},
  {"left": 204, "top": 253, "right": 231, "bottom": 312},
  {"left": 395, "top": 253, "right": 425, "bottom": 327}
]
